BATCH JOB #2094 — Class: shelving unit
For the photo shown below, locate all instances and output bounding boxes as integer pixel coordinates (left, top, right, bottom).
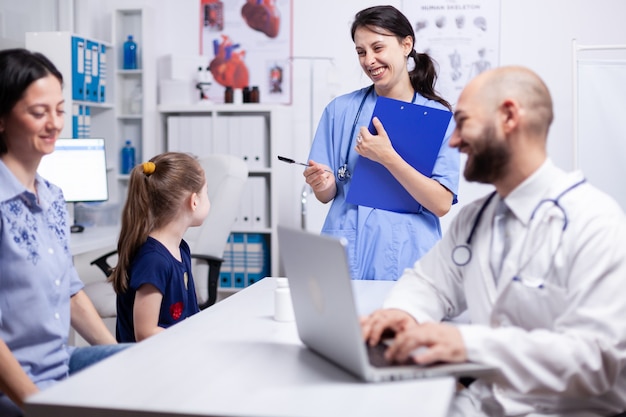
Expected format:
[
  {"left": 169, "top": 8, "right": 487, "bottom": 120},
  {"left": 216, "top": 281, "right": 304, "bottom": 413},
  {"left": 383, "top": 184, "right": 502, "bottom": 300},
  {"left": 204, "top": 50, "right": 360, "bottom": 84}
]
[
  {"left": 25, "top": 31, "right": 117, "bottom": 202},
  {"left": 112, "top": 7, "right": 157, "bottom": 201},
  {"left": 158, "top": 103, "right": 292, "bottom": 283}
]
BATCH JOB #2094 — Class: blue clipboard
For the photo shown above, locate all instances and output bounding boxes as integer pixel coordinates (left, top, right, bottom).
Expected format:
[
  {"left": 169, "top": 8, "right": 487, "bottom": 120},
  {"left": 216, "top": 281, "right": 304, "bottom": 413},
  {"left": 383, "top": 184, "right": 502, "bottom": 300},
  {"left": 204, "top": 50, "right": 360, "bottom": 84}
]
[{"left": 346, "top": 96, "right": 452, "bottom": 213}]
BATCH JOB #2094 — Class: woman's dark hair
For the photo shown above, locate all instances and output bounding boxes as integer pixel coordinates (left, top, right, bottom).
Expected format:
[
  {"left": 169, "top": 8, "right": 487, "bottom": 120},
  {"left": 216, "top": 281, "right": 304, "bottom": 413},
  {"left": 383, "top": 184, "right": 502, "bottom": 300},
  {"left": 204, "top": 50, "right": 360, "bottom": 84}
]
[
  {"left": 350, "top": 5, "right": 451, "bottom": 110},
  {"left": 0, "top": 48, "right": 64, "bottom": 154}
]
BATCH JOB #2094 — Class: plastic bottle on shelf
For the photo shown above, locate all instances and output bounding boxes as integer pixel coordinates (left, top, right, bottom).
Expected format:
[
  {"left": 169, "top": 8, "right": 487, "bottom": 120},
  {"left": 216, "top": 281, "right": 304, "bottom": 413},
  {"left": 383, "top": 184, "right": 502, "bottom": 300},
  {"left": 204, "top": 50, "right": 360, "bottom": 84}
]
[
  {"left": 233, "top": 88, "right": 243, "bottom": 104},
  {"left": 121, "top": 140, "right": 136, "bottom": 174},
  {"left": 123, "top": 35, "right": 138, "bottom": 69},
  {"left": 128, "top": 82, "right": 142, "bottom": 114},
  {"left": 274, "top": 278, "right": 294, "bottom": 322}
]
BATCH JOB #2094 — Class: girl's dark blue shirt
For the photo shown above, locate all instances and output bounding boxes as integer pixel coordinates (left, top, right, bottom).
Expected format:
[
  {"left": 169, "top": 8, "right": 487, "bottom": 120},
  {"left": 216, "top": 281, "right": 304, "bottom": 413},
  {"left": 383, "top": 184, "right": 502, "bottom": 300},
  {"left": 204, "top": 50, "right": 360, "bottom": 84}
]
[{"left": 116, "top": 237, "right": 199, "bottom": 342}]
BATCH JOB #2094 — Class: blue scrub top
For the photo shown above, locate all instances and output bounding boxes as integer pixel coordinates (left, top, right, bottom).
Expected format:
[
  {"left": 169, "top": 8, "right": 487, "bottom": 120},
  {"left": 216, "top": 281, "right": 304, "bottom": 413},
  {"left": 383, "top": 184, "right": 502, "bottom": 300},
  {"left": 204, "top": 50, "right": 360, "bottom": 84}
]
[{"left": 308, "top": 86, "right": 460, "bottom": 280}]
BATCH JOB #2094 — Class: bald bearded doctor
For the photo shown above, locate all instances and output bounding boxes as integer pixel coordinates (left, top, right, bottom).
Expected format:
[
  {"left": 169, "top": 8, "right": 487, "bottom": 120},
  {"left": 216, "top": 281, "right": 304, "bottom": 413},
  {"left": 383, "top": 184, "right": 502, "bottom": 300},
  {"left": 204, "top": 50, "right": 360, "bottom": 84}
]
[{"left": 361, "top": 66, "right": 626, "bottom": 416}]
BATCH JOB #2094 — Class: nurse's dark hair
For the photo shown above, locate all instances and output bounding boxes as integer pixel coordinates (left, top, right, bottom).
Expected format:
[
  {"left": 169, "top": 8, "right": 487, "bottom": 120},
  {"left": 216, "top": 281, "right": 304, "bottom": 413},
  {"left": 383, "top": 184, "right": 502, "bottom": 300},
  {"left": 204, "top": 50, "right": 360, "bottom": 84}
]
[
  {"left": 350, "top": 5, "right": 451, "bottom": 110},
  {"left": 0, "top": 48, "right": 64, "bottom": 155}
]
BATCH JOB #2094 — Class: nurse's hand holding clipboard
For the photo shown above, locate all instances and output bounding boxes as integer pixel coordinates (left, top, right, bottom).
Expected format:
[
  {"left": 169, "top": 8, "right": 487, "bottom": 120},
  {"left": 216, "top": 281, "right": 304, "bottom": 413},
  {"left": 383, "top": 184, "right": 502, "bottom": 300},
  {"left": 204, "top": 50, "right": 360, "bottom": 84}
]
[{"left": 354, "top": 117, "right": 396, "bottom": 166}]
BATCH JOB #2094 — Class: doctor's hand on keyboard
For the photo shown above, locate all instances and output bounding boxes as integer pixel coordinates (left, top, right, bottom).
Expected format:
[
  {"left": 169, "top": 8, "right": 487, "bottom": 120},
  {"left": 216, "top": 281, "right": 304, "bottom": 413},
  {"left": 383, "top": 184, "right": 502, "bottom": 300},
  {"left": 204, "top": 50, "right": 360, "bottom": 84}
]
[
  {"left": 383, "top": 321, "right": 468, "bottom": 366},
  {"left": 367, "top": 339, "right": 429, "bottom": 368},
  {"left": 361, "top": 310, "right": 467, "bottom": 366}
]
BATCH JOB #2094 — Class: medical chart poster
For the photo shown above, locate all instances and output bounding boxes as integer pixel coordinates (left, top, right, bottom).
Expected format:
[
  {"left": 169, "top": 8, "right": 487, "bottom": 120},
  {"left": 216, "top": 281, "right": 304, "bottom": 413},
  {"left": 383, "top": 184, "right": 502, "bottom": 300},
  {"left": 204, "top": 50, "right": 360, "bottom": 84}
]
[
  {"left": 402, "top": 0, "right": 501, "bottom": 107},
  {"left": 200, "top": 0, "right": 292, "bottom": 104}
]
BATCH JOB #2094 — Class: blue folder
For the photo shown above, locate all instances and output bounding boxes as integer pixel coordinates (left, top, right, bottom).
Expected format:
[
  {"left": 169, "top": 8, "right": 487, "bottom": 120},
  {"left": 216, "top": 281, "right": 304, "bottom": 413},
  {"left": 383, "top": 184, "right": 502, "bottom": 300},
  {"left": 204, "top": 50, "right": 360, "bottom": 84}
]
[
  {"left": 346, "top": 96, "right": 452, "bottom": 213},
  {"left": 71, "top": 36, "right": 86, "bottom": 101},
  {"left": 86, "top": 40, "right": 99, "bottom": 102}
]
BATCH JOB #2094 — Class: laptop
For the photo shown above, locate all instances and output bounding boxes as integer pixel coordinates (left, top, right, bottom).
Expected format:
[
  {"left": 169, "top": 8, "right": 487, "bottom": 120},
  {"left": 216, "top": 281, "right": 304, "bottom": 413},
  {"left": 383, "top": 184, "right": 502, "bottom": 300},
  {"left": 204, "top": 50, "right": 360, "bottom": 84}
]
[{"left": 277, "top": 225, "right": 497, "bottom": 383}]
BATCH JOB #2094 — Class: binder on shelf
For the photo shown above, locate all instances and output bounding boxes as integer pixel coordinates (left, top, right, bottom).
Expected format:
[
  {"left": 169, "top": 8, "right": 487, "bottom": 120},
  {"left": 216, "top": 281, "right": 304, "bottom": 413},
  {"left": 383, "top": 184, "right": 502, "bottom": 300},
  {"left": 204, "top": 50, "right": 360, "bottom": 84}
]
[
  {"left": 228, "top": 116, "right": 242, "bottom": 163},
  {"left": 98, "top": 43, "right": 107, "bottom": 102},
  {"left": 86, "top": 40, "right": 100, "bottom": 102},
  {"left": 83, "top": 40, "right": 94, "bottom": 102},
  {"left": 235, "top": 179, "right": 254, "bottom": 230},
  {"left": 173, "top": 116, "right": 189, "bottom": 153},
  {"left": 212, "top": 117, "right": 230, "bottom": 155},
  {"left": 219, "top": 233, "right": 269, "bottom": 289},
  {"left": 232, "top": 233, "right": 246, "bottom": 288},
  {"left": 72, "top": 104, "right": 80, "bottom": 138},
  {"left": 240, "top": 115, "right": 267, "bottom": 169},
  {"left": 192, "top": 116, "right": 212, "bottom": 158},
  {"left": 244, "top": 233, "right": 269, "bottom": 286},
  {"left": 83, "top": 106, "right": 91, "bottom": 138},
  {"left": 219, "top": 271, "right": 232, "bottom": 288},
  {"left": 250, "top": 176, "right": 268, "bottom": 230},
  {"left": 166, "top": 116, "right": 181, "bottom": 152},
  {"left": 74, "top": 105, "right": 91, "bottom": 138},
  {"left": 346, "top": 96, "right": 453, "bottom": 213},
  {"left": 71, "top": 36, "right": 86, "bottom": 101},
  {"left": 167, "top": 115, "right": 214, "bottom": 159},
  {"left": 78, "top": 105, "right": 85, "bottom": 138},
  {"left": 178, "top": 116, "right": 193, "bottom": 154}
]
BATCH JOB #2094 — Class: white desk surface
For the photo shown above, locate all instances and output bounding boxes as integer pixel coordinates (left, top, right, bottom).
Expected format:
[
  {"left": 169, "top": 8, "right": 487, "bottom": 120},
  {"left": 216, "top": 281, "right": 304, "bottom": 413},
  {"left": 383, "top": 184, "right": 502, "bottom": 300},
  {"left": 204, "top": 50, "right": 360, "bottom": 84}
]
[
  {"left": 25, "top": 279, "right": 455, "bottom": 417},
  {"left": 69, "top": 225, "right": 119, "bottom": 256}
]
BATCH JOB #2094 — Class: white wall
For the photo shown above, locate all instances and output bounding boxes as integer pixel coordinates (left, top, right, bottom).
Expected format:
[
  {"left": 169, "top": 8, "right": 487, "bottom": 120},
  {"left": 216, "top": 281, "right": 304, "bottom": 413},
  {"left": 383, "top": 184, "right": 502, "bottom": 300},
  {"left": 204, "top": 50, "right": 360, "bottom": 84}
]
[
  {"left": 15, "top": 0, "right": 626, "bottom": 232},
  {"left": 0, "top": 0, "right": 59, "bottom": 48}
]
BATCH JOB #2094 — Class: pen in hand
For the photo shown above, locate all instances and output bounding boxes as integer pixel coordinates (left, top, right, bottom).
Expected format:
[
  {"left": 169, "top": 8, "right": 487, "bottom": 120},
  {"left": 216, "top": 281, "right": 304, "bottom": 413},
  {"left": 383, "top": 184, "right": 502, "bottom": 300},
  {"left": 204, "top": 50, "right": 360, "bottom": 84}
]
[{"left": 277, "top": 156, "right": 332, "bottom": 173}]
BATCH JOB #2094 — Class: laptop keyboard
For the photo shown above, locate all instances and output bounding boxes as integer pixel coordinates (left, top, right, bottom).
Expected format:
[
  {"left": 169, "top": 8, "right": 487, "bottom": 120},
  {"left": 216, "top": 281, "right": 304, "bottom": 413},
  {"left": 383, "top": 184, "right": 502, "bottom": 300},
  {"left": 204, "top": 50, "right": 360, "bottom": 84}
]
[{"left": 367, "top": 342, "right": 416, "bottom": 368}]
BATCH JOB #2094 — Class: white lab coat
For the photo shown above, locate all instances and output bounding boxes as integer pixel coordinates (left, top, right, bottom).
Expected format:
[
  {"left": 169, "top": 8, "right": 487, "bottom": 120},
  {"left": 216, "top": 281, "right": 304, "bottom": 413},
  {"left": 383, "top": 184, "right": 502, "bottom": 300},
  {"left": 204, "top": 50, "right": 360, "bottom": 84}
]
[{"left": 384, "top": 160, "right": 626, "bottom": 416}]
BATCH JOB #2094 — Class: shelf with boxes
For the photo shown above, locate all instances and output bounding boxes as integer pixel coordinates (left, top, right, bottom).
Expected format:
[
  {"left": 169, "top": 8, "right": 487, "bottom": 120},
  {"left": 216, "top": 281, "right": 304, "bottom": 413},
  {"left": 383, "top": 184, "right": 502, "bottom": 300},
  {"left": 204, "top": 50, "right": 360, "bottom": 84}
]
[{"left": 158, "top": 104, "right": 291, "bottom": 290}]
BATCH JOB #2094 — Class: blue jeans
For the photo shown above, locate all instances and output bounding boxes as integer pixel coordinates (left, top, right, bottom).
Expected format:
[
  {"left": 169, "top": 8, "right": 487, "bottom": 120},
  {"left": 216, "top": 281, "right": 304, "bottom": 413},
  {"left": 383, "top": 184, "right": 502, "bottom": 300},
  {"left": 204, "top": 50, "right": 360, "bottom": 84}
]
[
  {"left": 69, "top": 343, "right": 130, "bottom": 374},
  {"left": 0, "top": 344, "right": 130, "bottom": 416}
]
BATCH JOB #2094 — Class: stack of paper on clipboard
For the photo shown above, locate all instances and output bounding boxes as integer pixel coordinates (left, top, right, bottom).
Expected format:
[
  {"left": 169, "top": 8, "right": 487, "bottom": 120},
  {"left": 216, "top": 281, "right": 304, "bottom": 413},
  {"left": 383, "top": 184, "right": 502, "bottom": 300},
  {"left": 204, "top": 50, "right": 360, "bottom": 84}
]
[{"left": 346, "top": 96, "right": 452, "bottom": 213}]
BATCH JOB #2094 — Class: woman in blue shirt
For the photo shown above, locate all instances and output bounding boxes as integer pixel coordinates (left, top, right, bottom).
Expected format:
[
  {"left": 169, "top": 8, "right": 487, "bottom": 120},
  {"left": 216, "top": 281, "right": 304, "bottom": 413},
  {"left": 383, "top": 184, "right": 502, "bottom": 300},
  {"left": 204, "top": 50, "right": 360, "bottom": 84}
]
[
  {"left": 0, "top": 49, "right": 126, "bottom": 416},
  {"left": 304, "top": 6, "right": 460, "bottom": 280}
]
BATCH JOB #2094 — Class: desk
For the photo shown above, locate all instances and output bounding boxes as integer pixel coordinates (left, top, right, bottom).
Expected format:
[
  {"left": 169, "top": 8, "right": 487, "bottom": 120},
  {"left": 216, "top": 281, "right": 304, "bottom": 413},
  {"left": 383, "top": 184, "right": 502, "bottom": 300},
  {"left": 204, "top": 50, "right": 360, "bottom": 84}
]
[
  {"left": 69, "top": 225, "right": 119, "bottom": 256},
  {"left": 25, "top": 279, "right": 455, "bottom": 417}
]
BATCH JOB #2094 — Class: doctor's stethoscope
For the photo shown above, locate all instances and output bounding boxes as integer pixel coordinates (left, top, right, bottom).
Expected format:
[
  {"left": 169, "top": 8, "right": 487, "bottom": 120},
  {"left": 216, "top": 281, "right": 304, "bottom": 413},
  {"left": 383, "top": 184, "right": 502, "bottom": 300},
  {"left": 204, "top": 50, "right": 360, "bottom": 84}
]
[
  {"left": 451, "top": 178, "right": 587, "bottom": 268},
  {"left": 336, "top": 85, "right": 418, "bottom": 181}
]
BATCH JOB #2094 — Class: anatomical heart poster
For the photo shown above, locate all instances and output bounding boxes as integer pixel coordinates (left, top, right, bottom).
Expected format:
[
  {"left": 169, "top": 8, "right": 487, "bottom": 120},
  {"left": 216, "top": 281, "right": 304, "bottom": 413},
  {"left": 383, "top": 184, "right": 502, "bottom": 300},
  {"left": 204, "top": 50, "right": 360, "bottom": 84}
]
[{"left": 200, "top": 0, "right": 292, "bottom": 104}]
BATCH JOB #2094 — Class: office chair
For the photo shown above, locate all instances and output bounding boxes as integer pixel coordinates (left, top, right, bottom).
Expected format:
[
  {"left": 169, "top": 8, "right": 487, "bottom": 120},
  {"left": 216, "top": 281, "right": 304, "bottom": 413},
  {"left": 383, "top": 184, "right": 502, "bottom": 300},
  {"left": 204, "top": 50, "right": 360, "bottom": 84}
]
[{"left": 86, "top": 153, "right": 249, "bottom": 312}]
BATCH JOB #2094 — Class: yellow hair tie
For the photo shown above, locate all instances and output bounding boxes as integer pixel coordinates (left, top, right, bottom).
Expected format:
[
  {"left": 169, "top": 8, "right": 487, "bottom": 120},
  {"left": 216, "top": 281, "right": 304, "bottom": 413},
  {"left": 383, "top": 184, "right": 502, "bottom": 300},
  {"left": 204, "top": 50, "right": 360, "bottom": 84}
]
[{"left": 142, "top": 161, "right": 156, "bottom": 175}]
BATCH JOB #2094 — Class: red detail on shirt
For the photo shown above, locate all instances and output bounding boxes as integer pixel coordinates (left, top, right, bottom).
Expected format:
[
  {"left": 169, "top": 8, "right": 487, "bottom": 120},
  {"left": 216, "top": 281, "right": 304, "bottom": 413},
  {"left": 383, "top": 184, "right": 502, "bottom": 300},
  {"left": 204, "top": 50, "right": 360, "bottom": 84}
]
[{"left": 170, "top": 302, "right": 184, "bottom": 320}]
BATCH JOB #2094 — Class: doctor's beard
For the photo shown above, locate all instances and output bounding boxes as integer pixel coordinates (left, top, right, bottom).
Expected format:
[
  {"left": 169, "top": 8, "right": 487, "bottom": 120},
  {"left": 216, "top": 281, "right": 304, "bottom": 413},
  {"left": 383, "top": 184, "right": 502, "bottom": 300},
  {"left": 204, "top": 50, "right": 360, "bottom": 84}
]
[{"left": 462, "top": 124, "right": 511, "bottom": 185}]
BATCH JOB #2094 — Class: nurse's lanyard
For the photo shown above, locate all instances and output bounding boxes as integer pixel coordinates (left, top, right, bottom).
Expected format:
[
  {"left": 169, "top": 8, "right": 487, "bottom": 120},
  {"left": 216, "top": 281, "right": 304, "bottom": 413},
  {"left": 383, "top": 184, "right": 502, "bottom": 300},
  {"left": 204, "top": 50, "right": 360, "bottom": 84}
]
[
  {"left": 451, "top": 178, "right": 586, "bottom": 267},
  {"left": 337, "top": 85, "right": 417, "bottom": 181}
]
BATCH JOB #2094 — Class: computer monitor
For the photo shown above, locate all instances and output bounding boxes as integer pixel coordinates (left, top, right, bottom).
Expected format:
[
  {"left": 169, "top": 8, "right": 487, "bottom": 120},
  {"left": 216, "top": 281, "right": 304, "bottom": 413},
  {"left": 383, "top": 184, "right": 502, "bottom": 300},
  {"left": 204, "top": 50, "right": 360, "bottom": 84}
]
[{"left": 37, "top": 138, "right": 109, "bottom": 203}]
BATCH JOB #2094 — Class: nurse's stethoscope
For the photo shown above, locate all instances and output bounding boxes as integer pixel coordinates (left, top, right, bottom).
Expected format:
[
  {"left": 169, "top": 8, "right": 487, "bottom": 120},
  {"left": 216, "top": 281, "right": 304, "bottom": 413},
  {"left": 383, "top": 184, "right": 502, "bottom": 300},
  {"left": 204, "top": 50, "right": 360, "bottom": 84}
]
[
  {"left": 337, "top": 85, "right": 418, "bottom": 181},
  {"left": 451, "top": 178, "right": 587, "bottom": 267}
]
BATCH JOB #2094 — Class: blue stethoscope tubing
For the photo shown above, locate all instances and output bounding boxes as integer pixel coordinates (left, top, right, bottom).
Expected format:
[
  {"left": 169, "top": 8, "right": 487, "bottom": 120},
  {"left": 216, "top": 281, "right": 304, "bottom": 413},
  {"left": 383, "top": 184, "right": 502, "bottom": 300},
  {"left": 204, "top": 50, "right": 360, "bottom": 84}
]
[
  {"left": 337, "top": 85, "right": 374, "bottom": 181},
  {"left": 451, "top": 178, "right": 587, "bottom": 267}
]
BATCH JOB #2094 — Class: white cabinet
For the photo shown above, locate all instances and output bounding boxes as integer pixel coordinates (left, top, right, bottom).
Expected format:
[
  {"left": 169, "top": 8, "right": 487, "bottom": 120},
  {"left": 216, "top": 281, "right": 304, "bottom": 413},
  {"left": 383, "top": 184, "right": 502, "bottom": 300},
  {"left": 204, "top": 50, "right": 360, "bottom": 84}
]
[
  {"left": 112, "top": 7, "right": 158, "bottom": 201},
  {"left": 158, "top": 104, "right": 292, "bottom": 285}
]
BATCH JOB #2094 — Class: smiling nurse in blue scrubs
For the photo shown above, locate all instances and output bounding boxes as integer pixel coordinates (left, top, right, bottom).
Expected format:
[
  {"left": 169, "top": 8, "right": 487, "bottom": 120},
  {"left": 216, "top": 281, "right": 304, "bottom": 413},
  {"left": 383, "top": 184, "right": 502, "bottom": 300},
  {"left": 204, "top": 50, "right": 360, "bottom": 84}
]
[{"left": 303, "top": 5, "right": 460, "bottom": 280}]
